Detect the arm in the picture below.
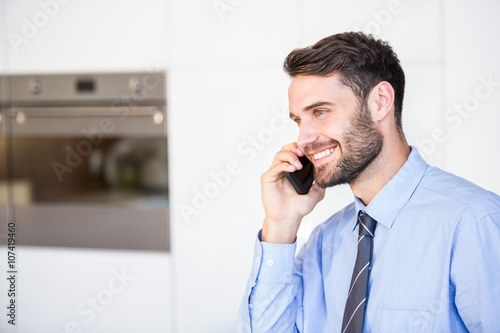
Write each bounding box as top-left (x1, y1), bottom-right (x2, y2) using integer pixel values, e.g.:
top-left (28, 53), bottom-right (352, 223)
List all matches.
top-left (237, 234), bottom-right (300, 333)
top-left (238, 143), bottom-right (325, 332)
top-left (452, 212), bottom-right (500, 331)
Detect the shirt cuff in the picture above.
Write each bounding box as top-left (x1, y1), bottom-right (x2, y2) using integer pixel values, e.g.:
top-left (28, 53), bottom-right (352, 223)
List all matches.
top-left (254, 230), bottom-right (297, 284)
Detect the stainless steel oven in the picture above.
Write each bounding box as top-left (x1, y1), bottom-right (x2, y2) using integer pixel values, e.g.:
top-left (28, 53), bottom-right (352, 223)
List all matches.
top-left (0, 72), bottom-right (169, 251)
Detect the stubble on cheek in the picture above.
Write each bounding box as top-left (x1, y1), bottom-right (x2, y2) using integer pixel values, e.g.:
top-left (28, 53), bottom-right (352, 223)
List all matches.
top-left (313, 147), bottom-right (341, 188)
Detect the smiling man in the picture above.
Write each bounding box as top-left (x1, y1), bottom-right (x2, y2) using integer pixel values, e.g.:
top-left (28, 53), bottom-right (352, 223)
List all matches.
top-left (237, 32), bottom-right (500, 332)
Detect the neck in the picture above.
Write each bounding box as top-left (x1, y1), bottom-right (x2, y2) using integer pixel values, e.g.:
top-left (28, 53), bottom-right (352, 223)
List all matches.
top-left (350, 137), bottom-right (410, 206)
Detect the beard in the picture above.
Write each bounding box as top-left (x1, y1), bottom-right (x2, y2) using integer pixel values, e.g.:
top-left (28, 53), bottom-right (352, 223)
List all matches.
top-left (311, 104), bottom-right (383, 188)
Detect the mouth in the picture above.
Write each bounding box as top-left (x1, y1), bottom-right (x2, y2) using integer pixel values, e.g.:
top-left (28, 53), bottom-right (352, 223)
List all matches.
top-left (312, 147), bottom-right (335, 161)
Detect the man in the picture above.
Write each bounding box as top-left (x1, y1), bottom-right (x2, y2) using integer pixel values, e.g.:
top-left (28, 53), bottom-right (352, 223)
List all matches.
top-left (237, 32), bottom-right (500, 332)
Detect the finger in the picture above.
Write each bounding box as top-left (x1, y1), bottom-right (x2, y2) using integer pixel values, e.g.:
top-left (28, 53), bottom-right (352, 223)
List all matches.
top-left (262, 161), bottom-right (296, 184)
top-left (280, 142), bottom-right (304, 157)
top-left (271, 142), bottom-right (306, 170)
top-left (271, 150), bottom-right (303, 170)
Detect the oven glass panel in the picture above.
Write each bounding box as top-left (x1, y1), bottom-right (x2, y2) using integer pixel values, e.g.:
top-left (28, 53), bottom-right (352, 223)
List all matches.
top-left (0, 137), bottom-right (168, 207)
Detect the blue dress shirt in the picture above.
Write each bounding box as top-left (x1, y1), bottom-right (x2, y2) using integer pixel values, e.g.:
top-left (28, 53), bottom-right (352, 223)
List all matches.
top-left (238, 148), bottom-right (500, 332)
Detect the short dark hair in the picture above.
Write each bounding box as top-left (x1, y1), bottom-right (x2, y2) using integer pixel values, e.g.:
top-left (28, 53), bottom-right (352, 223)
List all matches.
top-left (284, 32), bottom-right (405, 134)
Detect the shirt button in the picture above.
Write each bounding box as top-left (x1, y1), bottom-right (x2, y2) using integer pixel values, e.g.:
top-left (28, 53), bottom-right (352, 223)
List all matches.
top-left (248, 303), bottom-right (253, 309)
top-left (266, 259), bottom-right (275, 267)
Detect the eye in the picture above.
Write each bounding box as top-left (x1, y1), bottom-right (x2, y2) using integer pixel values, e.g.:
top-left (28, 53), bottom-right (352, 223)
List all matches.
top-left (314, 109), bottom-right (328, 117)
top-left (291, 116), bottom-right (301, 125)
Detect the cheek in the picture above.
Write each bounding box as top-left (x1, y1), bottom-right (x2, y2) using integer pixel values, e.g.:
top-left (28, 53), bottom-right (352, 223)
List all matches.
top-left (320, 121), bottom-right (347, 144)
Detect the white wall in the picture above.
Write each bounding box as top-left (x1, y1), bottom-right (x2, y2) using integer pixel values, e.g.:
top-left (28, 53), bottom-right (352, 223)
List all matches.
top-left (442, 0), bottom-right (500, 191)
top-left (0, 1), bottom-right (174, 333)
top-left (0, 1), bottom-right (499, 332)
top-left (0, 0), bottom-right (7, 73)
top-left (3, 0), bottom-right (169, 73)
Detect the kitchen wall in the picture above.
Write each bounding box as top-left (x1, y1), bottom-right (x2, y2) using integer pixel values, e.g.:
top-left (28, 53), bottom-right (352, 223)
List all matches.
top-left (0, 1), bottom-right (499, 332)
top-left (0, 1), bottom-right (6, 73)
top-left (0, 1), bottom-right (174, 333)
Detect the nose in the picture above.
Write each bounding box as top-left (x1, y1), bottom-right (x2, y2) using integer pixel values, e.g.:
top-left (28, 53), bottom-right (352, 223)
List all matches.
top-left (296, 121), bottom-right (319, 150)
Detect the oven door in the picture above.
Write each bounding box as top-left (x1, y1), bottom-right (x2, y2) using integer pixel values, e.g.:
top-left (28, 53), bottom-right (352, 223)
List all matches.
top-left (0, 105), bottom-right (169, 251)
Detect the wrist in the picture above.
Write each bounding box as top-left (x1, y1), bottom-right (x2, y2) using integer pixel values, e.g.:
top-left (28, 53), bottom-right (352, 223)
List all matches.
top-left (261, 218), bottom-right (300, 244)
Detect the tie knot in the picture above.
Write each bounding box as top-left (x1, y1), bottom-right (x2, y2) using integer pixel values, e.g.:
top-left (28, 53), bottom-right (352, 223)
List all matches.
top-left (358, 212), bottom-right (377, 237)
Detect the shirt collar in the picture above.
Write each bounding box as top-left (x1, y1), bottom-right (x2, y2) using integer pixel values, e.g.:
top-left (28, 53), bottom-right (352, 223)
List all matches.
top-left (353, 146), bottom-right (427, 230)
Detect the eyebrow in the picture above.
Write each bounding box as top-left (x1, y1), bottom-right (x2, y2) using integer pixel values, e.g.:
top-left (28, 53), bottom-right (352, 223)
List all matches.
top-left (304, 101), bottom-right (334, 111)
top-left (289, 101), bottom-right (334, 119)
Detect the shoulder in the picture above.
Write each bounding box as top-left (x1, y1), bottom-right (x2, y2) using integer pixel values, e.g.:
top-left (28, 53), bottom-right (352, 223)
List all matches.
top-left (417, 165), bottom-right (500, 219)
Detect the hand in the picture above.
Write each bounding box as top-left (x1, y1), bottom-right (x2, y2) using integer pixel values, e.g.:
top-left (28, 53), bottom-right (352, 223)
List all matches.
top-left (261, 142), bottom-right (325, 244)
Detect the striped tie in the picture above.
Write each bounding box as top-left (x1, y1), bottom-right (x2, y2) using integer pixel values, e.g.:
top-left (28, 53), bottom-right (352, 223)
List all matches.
top-left (341, 212), bottom-right (377, 333)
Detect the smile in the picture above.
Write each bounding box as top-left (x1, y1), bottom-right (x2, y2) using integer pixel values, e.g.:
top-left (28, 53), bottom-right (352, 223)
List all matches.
top-left (313, 147), bottom-right (335, 161)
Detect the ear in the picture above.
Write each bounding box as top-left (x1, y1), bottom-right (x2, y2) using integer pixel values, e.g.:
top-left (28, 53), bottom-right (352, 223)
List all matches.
top-left (367, 81), bottom-right (395, 122)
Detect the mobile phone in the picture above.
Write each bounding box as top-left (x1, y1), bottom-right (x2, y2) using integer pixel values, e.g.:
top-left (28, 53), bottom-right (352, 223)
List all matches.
top-left (285, 155), bottom-right (314, 195)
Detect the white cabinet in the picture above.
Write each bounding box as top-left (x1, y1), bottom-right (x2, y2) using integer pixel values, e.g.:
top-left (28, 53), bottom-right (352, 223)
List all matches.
top-left (5, 0), bottom-right (168, 73)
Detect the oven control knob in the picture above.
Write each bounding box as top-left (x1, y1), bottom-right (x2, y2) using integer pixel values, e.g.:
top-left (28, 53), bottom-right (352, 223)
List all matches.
top-left (152, 108), bottom-right (164, 125)
top-left (28, 79), bottom-right (43, 94)
top-left (128, 77), bottom-right (144, 94)
top-left (16, 111), bottom-right (26, 124)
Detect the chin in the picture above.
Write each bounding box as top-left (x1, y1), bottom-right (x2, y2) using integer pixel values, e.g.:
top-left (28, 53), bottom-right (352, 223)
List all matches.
top-left (317, 178), bottom-right (349, 188)
top-left (314, 171), bottom-right (347, 188)
top-left (315, 163), bottom-right (363, 188)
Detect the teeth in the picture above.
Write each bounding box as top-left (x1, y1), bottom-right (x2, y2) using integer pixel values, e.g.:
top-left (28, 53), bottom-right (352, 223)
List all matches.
top-left (313, 148), bottom-right (334, 161)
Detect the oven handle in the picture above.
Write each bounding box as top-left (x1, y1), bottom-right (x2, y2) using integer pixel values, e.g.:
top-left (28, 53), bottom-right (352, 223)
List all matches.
top-left (10, 106), bottom-right (164, 125)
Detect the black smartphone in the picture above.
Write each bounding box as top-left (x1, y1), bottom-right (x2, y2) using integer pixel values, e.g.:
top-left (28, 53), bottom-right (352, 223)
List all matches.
top-left (285, 155), bottom-right (314, 195)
